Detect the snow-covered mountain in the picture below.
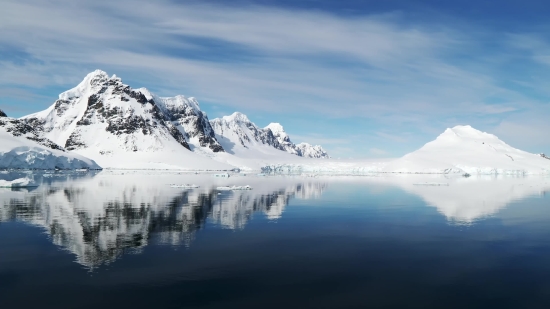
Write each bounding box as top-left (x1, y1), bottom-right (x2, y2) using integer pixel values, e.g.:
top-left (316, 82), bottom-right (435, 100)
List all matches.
top-left (261, 125), bottom-right (550, 175)
top-left (265, 123), bottom-right (330, 158)
top-left (211, 112), bottom-right (329, 158)
top-left (382, 125), bottom-right (550, 175)
top-left (138, 88), bottom-right (224, 153)
top-left (0, 112), bottom-right (100, 169)
top-left (19, 70), bottom-right (328, 170)
top-left (21, 70), bottom-right (231, 170)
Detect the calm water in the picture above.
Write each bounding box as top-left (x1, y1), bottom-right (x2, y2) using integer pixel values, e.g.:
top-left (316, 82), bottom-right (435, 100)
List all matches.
top-left (1, 171), bottom-right (550, 309)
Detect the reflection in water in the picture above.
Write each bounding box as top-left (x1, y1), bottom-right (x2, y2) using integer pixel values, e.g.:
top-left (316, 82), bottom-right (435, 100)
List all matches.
top-left (371, 175), bottom-right (550, 224)
top-left (0, 173), bottom-right (327, 269)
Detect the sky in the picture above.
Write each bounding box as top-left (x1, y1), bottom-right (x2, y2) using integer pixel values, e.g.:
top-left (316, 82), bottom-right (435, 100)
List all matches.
top-left (1, 0), bottom-right (550, 158)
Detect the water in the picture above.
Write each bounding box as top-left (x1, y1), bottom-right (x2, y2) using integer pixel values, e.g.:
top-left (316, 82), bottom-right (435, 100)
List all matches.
top-left (1, 171), bottom-right (550, 308)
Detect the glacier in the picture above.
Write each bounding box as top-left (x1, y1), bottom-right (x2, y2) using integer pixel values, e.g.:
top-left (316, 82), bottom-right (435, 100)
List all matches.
top-left (0, 113), bottom-right (101, 170)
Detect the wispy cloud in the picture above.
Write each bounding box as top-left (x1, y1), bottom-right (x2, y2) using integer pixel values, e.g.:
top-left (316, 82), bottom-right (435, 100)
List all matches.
top-left (1, 0), bottom-right (549, 155)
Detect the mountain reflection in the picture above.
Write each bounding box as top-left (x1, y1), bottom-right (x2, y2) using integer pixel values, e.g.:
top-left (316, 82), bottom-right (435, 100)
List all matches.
top-left (369, 175), bottom-right (550, 224)
top-left (0, 173), bottom-right (327, 269)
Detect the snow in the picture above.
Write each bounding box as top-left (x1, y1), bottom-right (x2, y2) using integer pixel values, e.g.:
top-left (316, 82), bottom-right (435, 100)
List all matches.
top-left (209, 112), bottom-right (332, 170)
top-left (382, 125), bottom-right (550, 175)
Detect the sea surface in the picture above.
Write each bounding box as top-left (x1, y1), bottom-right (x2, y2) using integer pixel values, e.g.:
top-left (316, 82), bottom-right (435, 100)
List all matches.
top-left (1, 171), bottom-right (550, 309)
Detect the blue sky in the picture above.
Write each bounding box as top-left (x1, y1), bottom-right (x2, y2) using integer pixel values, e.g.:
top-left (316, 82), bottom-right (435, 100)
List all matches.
top-left (1, 0), bottom-right (550, 158)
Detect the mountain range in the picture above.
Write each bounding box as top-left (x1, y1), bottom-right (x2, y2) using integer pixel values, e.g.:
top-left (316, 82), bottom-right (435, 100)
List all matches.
top-left (12, 70), bottom-right (328, 170)
top-left (1, 70), bottom-right (549, 174)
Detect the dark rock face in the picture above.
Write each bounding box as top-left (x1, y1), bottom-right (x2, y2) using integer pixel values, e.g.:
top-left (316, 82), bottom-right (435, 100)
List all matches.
top-left (160, 100), bottom-right (224, 153)
top-left (54, 99), bottom-right (72, 117)
top-left (0, 109), bottom-right (7, 117)
top-left (65, 131), bottom-right (87, 151)
top-left (167, 123), bottom-right (191, 150)
top-left (0, 118), bottom-right (65, 151)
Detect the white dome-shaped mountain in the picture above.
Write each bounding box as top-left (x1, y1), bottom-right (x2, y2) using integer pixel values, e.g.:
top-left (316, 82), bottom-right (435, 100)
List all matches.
top-left (383, 125), bottom-right (550, 174)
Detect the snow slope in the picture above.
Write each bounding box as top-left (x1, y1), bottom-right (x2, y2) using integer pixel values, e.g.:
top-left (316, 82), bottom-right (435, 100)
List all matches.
top-left (22, 70), bottom-right (232, 170)
top-left (382, 125), bottom-right (550, 175)
top-left (0, 116), bottom-right (101, 170)
top-left (209, 112), bottom-right (304, 169)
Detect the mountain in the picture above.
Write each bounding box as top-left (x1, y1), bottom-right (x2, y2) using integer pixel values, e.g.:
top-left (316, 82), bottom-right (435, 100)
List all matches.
top-left (211, 112), bottom-right (329, 158)
top-left (382, 125), bottom-right (550, 175)
top-left (21, 70), bottom-right (231, 170)
top-left (19, 70), bottom-right (329, 170)
top-left (261, 125), bottom-right (550, 175)
top-left (0, 112), bottom-right (101, 169)
top-left (138, 88), bottom-right (224, 153)
top-left (265, 123), bottom-right (330, 158)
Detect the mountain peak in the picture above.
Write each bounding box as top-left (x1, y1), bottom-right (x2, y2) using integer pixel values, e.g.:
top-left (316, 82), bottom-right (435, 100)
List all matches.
top-left (440, 125), bottom-right (497, 141)
top-left (224, 112), bottom-right (250, 123)
top-left (265, 123), bottom-right (286, 135)
top-left (85, 69), bottom-right (110, 84)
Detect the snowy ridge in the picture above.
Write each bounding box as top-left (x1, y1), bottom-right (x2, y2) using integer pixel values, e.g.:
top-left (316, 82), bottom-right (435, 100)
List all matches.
top-left (0, 116), bottom-right (101, 170)
top-left (265, 123), bottom-right (330, 158)
top-left (21, 70), bottom-right (231, 170)
top-left (210, 113), bottom-right (329, 158)
top-left (19, 70), bottom-right (329, 170)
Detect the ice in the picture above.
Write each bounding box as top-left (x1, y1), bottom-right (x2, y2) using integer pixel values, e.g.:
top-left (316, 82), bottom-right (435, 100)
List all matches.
top-left (0, 118), bottom-right (101, 170)
top-left (0, 177), bottom-right (37, 188)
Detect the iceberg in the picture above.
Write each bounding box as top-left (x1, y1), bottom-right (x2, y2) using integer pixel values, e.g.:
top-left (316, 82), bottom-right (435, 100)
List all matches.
top-left (0, 177), bottom-right (37, 188)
